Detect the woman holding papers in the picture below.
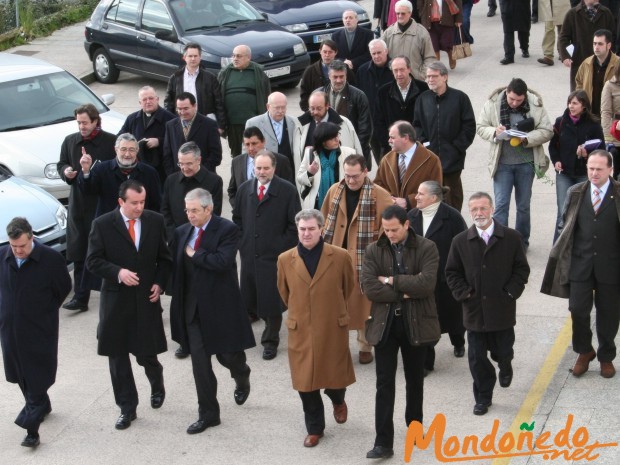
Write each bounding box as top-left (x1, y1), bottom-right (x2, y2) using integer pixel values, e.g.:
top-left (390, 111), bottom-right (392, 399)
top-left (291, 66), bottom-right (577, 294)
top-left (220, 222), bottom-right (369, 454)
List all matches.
top-left (549, 90), bottom-right (604, 241)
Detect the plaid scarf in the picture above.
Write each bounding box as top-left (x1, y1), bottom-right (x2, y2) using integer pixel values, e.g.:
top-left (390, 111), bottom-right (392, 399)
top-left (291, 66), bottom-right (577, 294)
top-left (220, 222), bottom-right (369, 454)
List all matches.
top-left (323, 178), bottom-right (377, 282)
top-left (82, 126), bottom-right (101, 141)
top-left (499, 92), bottom-right (530, 128)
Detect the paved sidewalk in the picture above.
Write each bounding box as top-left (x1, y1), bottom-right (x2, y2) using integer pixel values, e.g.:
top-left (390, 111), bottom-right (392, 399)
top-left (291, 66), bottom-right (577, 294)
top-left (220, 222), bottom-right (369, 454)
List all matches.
top-left (2, 4), bottom-right (619, 464)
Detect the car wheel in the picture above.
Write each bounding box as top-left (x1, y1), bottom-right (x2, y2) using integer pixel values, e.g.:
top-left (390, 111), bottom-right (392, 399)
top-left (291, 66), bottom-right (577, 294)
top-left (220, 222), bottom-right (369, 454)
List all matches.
top-left (92, 48), bottom-right (120, 84)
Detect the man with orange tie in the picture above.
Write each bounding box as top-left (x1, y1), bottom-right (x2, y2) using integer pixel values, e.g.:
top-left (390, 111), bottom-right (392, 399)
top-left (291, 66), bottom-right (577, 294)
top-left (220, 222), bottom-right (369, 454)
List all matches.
top-left (86, 179), bottom-right (172, 430)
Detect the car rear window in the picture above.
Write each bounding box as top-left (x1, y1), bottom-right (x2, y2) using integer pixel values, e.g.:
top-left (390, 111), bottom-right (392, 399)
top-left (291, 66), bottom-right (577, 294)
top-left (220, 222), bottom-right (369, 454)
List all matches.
top-left (105, 0), bottom-right (140, 26)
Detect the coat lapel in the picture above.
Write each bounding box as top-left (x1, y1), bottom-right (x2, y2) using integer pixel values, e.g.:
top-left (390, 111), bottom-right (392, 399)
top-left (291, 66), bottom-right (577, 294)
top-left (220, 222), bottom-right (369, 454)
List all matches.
top-left (113, 210), bottom-right (137, 249)
top-left (290, 248), bottom-right (312, 285)
top-left (424, 204), bottom-right (446, 238)
top-left (311, 245), bottom-right (333, 284)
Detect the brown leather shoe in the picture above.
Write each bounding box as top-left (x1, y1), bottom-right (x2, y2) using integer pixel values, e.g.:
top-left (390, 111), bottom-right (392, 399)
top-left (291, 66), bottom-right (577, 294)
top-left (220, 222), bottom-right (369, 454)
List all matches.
top-left (359, 351), bottom-right (374, 364)
top-left (303, 433), bottom-right (324, 447)
top-left (448, 51), bottom-right (456, 70)
top-left (571, 350), bottom-right (596, 377)
top-left (600, 361), bottom-right (616, 378)
top-left (537, 56), bottom-right (554, 66)
top-left (333, 401), bottom-right (348, 424)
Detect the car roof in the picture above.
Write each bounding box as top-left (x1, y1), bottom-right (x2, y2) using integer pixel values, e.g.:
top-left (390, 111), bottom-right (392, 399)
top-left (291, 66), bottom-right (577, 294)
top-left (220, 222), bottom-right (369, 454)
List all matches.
top-left (0, 52), bottom-right (64, 82)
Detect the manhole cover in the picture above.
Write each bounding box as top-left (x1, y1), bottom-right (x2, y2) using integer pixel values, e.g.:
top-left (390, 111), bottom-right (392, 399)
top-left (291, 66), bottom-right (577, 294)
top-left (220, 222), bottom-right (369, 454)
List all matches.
top-left (12, 50), bottom-right (39, 56)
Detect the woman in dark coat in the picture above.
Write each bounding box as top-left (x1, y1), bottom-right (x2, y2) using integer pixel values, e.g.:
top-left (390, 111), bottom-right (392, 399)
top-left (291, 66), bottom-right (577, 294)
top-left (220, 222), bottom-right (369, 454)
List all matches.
top-left (408, 181), bottom-right (467, 372)
top-left (417, 0), bottom-right (463, 69)
top-left (498, 0), bottom-right (531, 64)
top-left (549, 90), bottom-right (604, 241)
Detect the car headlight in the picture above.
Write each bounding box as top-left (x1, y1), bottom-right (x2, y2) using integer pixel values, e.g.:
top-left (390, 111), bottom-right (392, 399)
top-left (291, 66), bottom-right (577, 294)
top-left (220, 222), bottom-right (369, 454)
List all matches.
top-left (221, 57), bottom-right (233, 68)
top-left (293, 43), bottom-right (307, 55)
top-left (56, 205), bottom-right (68, 229)
top-left (44, 163), bottom-right (60, 179)
top-left (358, 12), bottom-right (369, 21)
top-left (285, 23), bottom-right (309, 32)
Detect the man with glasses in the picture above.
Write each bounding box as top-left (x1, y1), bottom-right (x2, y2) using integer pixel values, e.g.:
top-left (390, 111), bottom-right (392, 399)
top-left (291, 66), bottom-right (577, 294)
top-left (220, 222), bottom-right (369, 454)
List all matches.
top-left (321, 154), bottom-right (393, 365)
top-left (413, 61), bottom-right (476, 211)
top-left (78, 133), bottom-right (161, 217)
top-left (163, 92), bottom-right (222, 176)
top-left (218, 45), bottom-right (271, 157)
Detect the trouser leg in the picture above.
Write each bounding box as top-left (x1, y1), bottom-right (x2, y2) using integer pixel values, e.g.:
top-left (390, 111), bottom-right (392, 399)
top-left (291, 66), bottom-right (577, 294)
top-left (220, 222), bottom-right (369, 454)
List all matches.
top-left (108, 354), bottom-right (139, 414)
top-left (467, 331), bottom-right (496, 405)
top-left (373, 319), bottom-right (400, 449)
top-left (541, 21), bottom-right (554, 58)
top-left (14, 384), bottom-right (49, 432)
top-left (442, 171), bottom-right (464, 211)
top-left (187, 314), bottom-right (220, 421)
top-left (503, 31), bottom-right (515, 59)
top-left (449, 332), bottom-right (466, 349)
top-left (593, 282), bottom-right (620, 362)
top-left (298, 390), bottom-right (325, 435)
top-left (357, 329), bottom-right (373, 353)
top-left (261, 315), bottom-right (282, 349)
top-left (216, 351), bottom-right (251, 383)
top-left (72, 260), bottom-right (91, 303)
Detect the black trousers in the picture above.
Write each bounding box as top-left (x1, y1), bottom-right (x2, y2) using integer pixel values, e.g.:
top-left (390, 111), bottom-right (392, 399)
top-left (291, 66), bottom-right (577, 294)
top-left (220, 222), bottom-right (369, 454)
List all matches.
top-left (72, 260), bottom-right (91, 303)
top-left (374, 315), bottom-right (427, 449)
top-left (466, 328), bottom-right (515, 405)
top-left (569, 278), bottom-right (620, 362)
top-left (227, 124), bottom-right (244, 157)
top-left (261, 316), bottom-right (283, 349)
top-left (14, 382), bottom-right (51, 433)
top-left (187, 313), bottom-right (250, 421)
top-left (108, 354), bottom-right (163, 415)
top-left (298, 388), bottom-right (346, 435)
top-left (442, 171), bottom-right (464, 212)
top-left (425, 332), bottom-right (466, 370)
top-left (503, 30), bottom-right (530, 58)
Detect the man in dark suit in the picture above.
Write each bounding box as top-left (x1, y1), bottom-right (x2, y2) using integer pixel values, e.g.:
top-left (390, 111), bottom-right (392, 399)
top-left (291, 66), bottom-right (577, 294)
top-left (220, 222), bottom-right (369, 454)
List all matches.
top-left (86, 180), bottom-right (172, 430)
top-left (162, 92), bottom-right (222, 176)
top-left (163, 43), bottom-right (226, 132)
top-left (446, 192), bottom-right (530, 416)
top-left (0, 217), bottom-right (71, 448)
top-left (118, 86), bottom-right (176, 184)
top-left (228, 127), bottom-right (294, 209)
top-left (78, 133), bottom-right (161, 217)
top-left (542, 150), bottom-right (620, 379)
top-left (170, 188), bottom-right (255, 434)
top-left (232, 152), bottom-right (301, 360)
top-left (57, 103), bottom-right (117, 312)
top-left (332, 10), bottom-right (374, 72)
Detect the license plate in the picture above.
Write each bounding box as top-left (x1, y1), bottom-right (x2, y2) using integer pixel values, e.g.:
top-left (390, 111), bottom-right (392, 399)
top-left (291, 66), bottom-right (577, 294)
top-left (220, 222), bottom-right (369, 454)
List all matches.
top-left (265, 66), bottom-right (290, 78)
top-left (313, 33), bottom-right (332, 44)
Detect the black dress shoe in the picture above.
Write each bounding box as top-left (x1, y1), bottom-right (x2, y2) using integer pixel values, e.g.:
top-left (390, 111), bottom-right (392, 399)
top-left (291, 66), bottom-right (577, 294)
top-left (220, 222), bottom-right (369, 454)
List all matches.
top-left (367, 445), bottom-right (395, 459)
top-left (151, 389), bottom-right (165, 409)
top-left (262, 347), bottom-right (277, 360)
top-left (473, 401), bottom-right (492, 416)
top-left (487, 8), bottom-right (496, 16)
top-left (115, 412), bottom-right (137, 430)
top-left (62, 298), bottom-right (88, 311)
top-left (234, 376), bottom-right (251, 405)
top-left (531, 15), bottom-right (538, 23)
top-left (499, 363), bottom-right (513, 387)
top-left (454, 346), bottom-right (465, 358)
top-left (186, 418), bottom-right (221, 434)
top-left (175, 346), bottom-right (189, 359)
top-left (500, 57), bottom-right (514, 65)
top-left (522, 50), bottom-right (530, 58)
top-left (21, 433), bottom-right (40, 448)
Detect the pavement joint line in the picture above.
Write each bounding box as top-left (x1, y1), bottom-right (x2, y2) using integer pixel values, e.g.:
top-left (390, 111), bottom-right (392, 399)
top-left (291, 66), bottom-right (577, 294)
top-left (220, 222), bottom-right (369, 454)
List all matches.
top-left (491, 317), bottom-right (572, 465)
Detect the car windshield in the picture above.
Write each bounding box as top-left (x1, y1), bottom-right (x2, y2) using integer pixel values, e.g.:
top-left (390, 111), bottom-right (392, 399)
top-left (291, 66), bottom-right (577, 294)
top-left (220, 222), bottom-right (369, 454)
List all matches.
top-left (169, 0), bottom-right (263, 32)
top-left (0, 71), bottom-right (108, 132)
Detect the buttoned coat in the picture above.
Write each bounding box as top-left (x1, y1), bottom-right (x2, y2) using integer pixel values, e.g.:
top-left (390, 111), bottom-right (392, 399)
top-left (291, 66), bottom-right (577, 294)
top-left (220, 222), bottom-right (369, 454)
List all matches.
top-left (245, 111), bottom-right (298, 156)
top-left (162, 114), bottom-right (222, 175)
top-left (408, 202), bottom-right (467, 334)
top-left (277, 243), bottom-right (356, 392)
top-left (0, 241), bottom-right (71, 393)
top-left (86, 209), bottom-right (172, 356)
top-left (232, 176), bottom-right (301, 318)
top-left (373, 145), bottom-right (443, 208)
top-left (382, 20), bottom-right (436, 80)
top-left (332, 26), bottom-right (375, 70)
top-left (445, 222), bottom-right (530, 332)
top-left (320, 180), bottom-right (394, 328)
top-left (228, 153), bottom-right (294, 208)
top-left (57, 130), bottom-right (117, 261)
top-left (541, 179), bottom-right (620, 298)
top-left (170, 216), bottom-right (255, 355)
top-left (417, 0), bottom-right (463, 30)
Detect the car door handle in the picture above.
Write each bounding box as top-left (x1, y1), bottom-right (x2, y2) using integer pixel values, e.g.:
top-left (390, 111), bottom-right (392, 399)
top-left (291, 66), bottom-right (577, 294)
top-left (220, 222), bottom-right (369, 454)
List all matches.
top-left (137, 34), bottom-right (146, 41)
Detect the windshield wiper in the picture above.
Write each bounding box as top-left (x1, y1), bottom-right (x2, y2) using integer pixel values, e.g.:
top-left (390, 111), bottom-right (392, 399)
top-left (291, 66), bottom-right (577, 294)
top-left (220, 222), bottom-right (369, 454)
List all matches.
top-left (185, 25), bottom-right (220, 32)
top-left (42, 116), bottom-right (75, 126)
top-left (221, 19), bottom-right (254, 26)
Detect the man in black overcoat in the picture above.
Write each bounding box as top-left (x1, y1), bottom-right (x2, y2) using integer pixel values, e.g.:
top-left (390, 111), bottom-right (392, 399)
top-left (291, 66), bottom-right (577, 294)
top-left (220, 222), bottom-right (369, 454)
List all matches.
top-left (0, 217), bottom-right (71, 447)
top-left (56, 103), bottom-right (116, 312)
top-left (170, 188), bottom-right (255, 434)
top-left (86, 180), bottom-right (172, 430)
top-left (232, 152), bottom-right (301, 360)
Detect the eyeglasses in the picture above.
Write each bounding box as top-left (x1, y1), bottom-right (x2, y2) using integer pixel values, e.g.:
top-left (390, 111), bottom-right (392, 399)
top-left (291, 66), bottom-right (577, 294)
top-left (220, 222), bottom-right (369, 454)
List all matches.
top-left (117, 147), bottom-right (138, 154)
top-left (344, 173), bottom-right (363, 181)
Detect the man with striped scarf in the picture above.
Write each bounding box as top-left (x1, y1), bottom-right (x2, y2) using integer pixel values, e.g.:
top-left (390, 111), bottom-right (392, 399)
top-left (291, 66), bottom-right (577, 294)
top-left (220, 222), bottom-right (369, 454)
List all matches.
top-left (321, 154), bottom-right (393, 364)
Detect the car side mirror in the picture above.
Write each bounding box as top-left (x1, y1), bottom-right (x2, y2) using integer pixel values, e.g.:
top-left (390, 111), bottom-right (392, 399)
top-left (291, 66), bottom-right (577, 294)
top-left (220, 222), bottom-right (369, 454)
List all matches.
top-left (100, 94), bottom-right (115, 105)
top-left (155, 30), bottom-right (178, 43)
top-left (261, 12), bottom-right (268, 20)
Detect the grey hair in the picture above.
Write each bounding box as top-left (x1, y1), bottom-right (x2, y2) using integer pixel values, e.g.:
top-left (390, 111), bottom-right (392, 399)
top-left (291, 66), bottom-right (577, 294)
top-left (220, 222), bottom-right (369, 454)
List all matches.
top-left (427, 61), bottom-right (449, 76)
top-left (256, 150), bottom-right (277, 167)
top-left (179, 141), bottom-right (201, 159)
top-left (328, 59), bottom-right (348, 73)
top-left (6, 217), bottom-right (33, 240)
top-left (368, 38), bottom-right (388, 50)
top-left (469, 191), bottom-right (494, 206)
top-left (390, 55), bottom-right (411, 69)
top-left (115, 133), bottom-right (138, 147)
top-left (295, 209), bottom-right (325, 228)
top-left (419, 181), bottom-right (449, 201)
top-left (185, 188), bottom-right (213, 208)
top-left (395, 0), bottom-right (413, 12)
top-left (138, 86), bottom-right (157, 97)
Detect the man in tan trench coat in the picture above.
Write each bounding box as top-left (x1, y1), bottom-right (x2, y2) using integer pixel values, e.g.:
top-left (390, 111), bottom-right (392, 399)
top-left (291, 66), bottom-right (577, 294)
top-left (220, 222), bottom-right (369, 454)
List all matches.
top-left (321, 154), bottom-right (393, 364)
top-left (277, 209), bottom-right (356, 448)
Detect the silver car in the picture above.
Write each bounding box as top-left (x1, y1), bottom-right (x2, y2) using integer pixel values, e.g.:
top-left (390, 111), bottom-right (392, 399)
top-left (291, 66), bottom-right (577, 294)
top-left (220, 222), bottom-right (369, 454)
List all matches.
top-left (0, 167), bottom-right (67, 258)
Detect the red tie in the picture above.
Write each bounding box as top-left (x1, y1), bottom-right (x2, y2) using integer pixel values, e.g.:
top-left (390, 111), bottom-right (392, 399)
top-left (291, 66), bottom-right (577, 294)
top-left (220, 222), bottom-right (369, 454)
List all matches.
top-left (194, 227), bottom-right (204, 249)
top-left (128, 219), bottom-right (136, 245)
top-left (258, 185), bottom-right (265, 201)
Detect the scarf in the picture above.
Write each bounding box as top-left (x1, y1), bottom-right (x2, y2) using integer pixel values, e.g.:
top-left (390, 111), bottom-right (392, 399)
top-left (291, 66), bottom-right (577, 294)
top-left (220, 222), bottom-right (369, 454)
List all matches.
top-left (323, 178), bottom-right (377, 282)
top-left (117, 158), bottom-right (138, 176)
top-left (420, 201), bottom-right (440, 236)
top-left (398, 18), bottom-right (413, 33)
top-left (318, 149), bottom-right (338, 208)
top-left (82, 126), bottom-right (101, 141)
top-left (499, 92), bottom-right (530, 128)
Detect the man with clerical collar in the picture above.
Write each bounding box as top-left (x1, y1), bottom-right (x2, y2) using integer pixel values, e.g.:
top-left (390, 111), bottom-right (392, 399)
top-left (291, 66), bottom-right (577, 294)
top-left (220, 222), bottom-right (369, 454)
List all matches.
top-left (277, 208), bottom-right (356, 448)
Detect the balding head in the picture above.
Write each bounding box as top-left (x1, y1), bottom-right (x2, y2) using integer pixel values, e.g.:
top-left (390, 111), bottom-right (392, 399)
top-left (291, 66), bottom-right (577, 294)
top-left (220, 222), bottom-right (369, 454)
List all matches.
top-left (267, 92), bottom-right (287, 121)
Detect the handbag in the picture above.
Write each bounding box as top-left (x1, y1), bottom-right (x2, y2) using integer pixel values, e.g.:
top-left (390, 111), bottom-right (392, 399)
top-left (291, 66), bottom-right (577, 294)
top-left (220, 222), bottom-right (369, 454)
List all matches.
top-left (452, 26), bottom-right (472, 60)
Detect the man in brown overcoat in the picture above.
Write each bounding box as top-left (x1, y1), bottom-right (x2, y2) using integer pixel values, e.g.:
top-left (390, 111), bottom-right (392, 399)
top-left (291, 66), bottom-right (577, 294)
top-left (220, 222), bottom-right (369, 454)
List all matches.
top-left (277, 209), bottom-right (356, 448)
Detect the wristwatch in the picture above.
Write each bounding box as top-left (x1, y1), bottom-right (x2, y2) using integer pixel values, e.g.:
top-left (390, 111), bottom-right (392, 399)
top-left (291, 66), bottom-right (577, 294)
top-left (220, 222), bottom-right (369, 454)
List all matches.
top-left (384, 277), bottom-right (390, 285)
